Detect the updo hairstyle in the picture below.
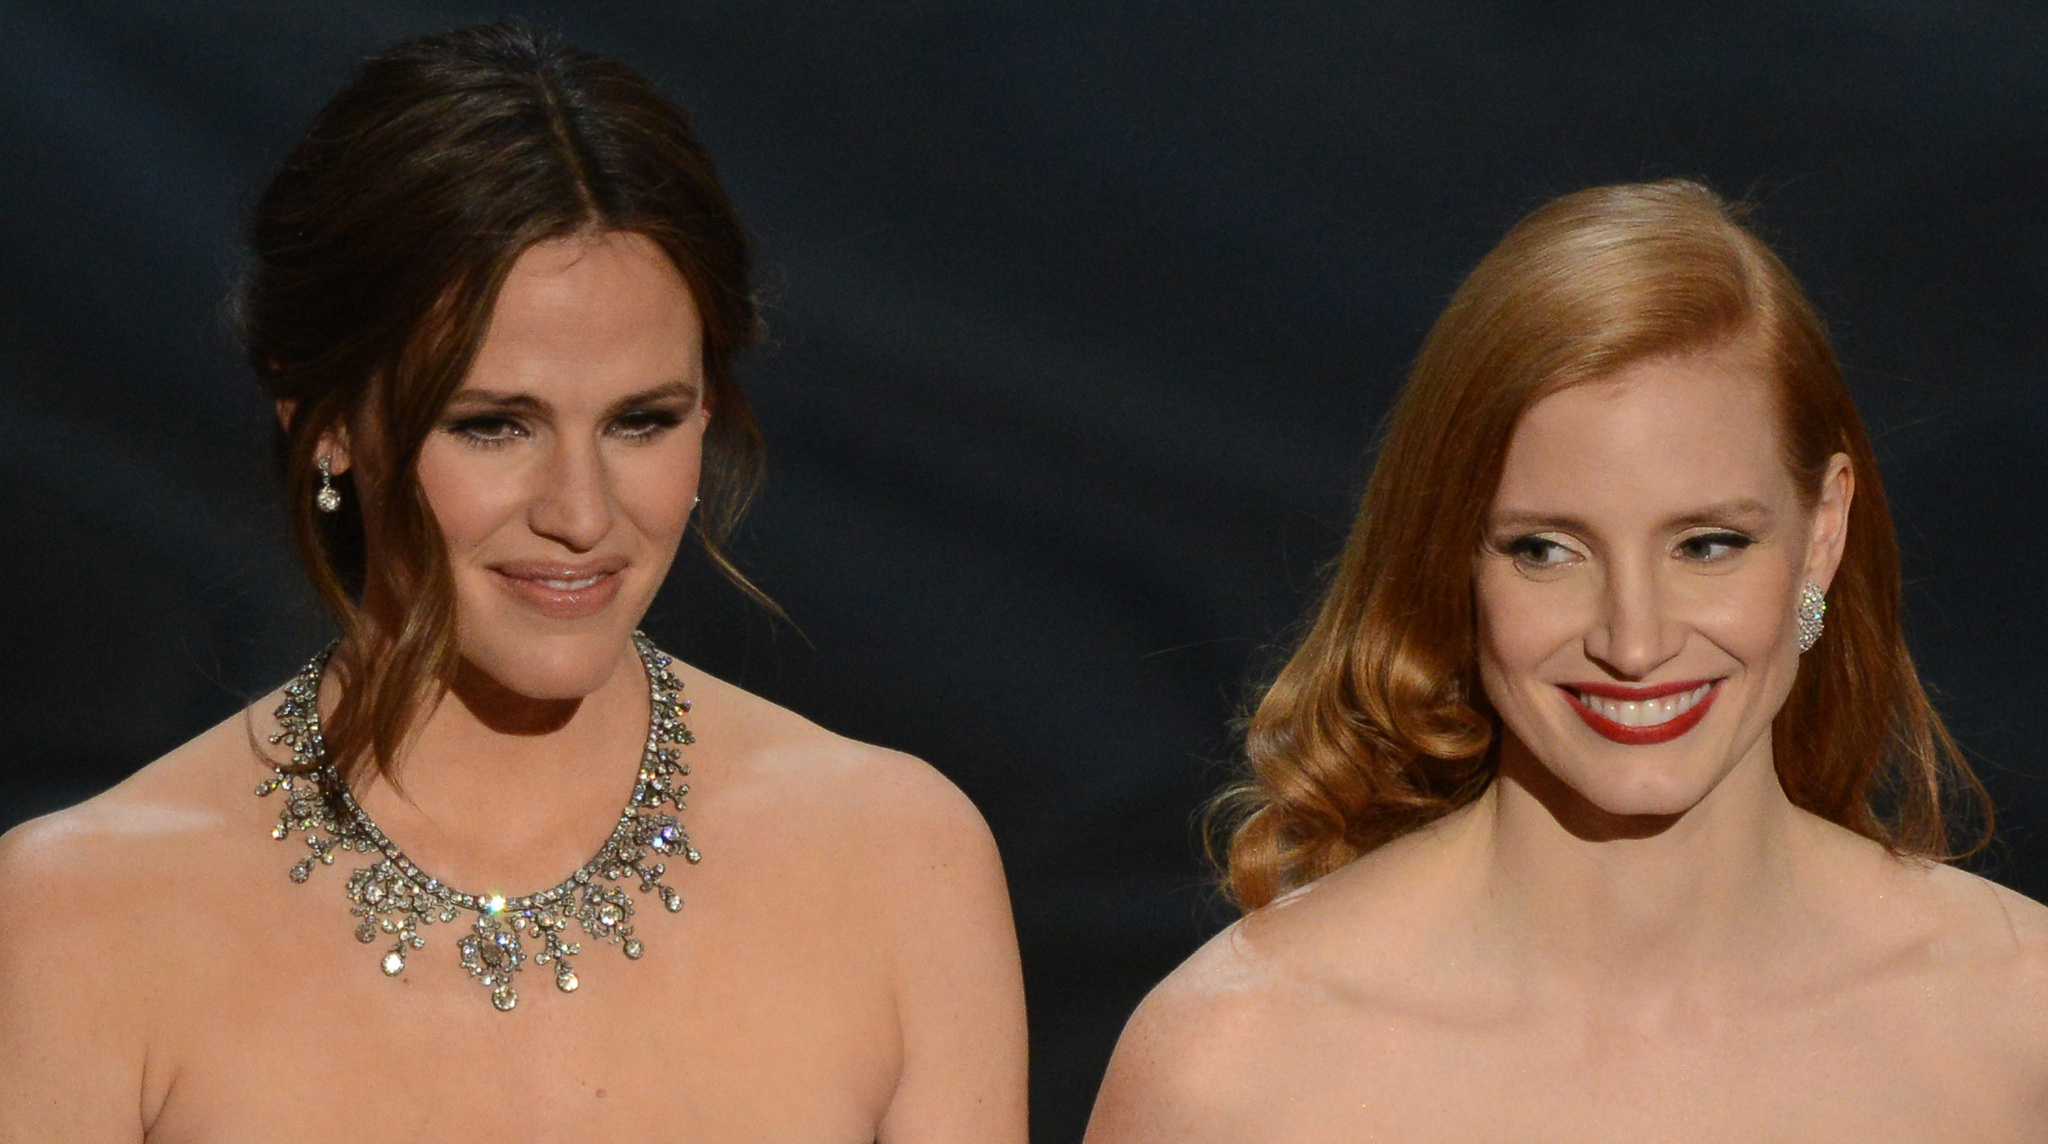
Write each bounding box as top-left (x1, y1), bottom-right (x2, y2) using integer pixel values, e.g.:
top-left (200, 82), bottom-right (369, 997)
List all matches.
top-left (236, 21), bottom-right (762, 786)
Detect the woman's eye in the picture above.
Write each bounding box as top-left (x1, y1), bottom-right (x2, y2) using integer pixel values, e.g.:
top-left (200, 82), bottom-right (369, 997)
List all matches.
top-left (1506, 536), bottom-right (1579, 567)
top-left (445, 414), bottom-right (527, 445)
top-left (1677, 531), bottom-right (1754, 562)
top-left (610, 409), bottom-right (684, 440)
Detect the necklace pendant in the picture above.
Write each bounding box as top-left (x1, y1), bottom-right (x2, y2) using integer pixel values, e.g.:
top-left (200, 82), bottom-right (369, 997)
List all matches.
top-left (459, 914), bottom-right (526, 992)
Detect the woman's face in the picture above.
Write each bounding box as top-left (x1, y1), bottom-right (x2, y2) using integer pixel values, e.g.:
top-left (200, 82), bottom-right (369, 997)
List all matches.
top-left (405, 230), bottom-right (706, 700)
top-left (1473, 341), bottom-right (1851, 822)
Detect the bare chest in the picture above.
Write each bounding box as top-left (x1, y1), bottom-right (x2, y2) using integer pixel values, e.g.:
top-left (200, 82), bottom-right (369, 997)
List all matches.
top-left (139, 859), bottom-right (896, 1144)
top-left (1239, 994), bottom-right (2040, 1144)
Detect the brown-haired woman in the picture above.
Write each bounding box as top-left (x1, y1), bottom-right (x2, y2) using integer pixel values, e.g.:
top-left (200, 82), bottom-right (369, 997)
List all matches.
top-left (1086, 181), bottom-right (2048, 1142)
top-left (0, 22), bottom-right (1024, 1143)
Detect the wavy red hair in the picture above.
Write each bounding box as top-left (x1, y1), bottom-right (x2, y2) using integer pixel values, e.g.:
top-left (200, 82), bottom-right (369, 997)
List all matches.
top-left (1217, 180), bottom-right (1988, 910)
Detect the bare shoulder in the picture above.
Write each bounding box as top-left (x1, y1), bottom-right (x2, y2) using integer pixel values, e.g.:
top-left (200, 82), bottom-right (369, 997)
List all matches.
top-left (1803, 819), bottom-right (2048, 1111)
top-left (1087, 819), bottom-right (1490, 1142)
top-left (0, 696), bottom-right (285, 1130)
top-left (1904, 860), bottom-right (2048, 1034)
top-left (676, 662), bottom-right (999, 868)
top-left (1086, 904), bottom-right (1332, 1143)
top-left (0, 696), bottom-right (281, 920)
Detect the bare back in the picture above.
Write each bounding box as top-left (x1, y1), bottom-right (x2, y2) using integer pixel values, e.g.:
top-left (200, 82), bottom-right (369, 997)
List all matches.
top-left (0, 661), bottom-right (1026, 1144)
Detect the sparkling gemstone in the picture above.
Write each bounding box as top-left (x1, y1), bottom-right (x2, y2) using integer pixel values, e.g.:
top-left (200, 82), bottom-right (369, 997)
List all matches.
top-left (556, 970), bottom-right (579, 993)
top-left (623, 939), bottom-right (644, 959)
top-left (356, 921), bottom-right (377, 944)
top-left (483, 894), bottom-right (506, 914)
top-left (664, 894), bottom-right (683, 913)
top-left (598, 904), bottom-right (622, 926)
top-left (381, 951), bottom-right (406, 976)
top-left (491, 986), bottom-right (517, 1011)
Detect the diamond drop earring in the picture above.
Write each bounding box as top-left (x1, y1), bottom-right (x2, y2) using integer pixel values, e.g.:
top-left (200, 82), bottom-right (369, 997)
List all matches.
top-left (1796, 580), bottom-right (1827, 653)
top-left (315, 456), bottom-right (343, 514)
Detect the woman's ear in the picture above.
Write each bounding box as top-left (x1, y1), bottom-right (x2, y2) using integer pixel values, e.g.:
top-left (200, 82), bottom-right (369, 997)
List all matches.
top-left (275, 398), bottom-right (354, 475)
top-left (1805, 452), bottom-right (1855, 591)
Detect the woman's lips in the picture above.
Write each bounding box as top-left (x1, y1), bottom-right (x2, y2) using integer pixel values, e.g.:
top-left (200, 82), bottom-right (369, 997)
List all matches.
top-left (1559, 679), bottom-right (1721, 745)
top-left (488, 562), bottom-right (625, 620)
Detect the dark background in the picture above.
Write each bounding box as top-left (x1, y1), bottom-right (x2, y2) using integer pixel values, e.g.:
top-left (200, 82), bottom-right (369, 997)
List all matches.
top-left (2, 3), bottom-right (2044, 1139)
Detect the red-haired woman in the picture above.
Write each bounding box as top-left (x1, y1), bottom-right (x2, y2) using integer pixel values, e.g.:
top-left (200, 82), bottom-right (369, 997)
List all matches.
top-left (0, 23), bottom-right (1025, 1143)
top-left (1087, 181), bottom-right (2048, 1141)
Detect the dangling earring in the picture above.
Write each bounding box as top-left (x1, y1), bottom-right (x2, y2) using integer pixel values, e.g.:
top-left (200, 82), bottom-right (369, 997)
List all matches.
top-left (316, 456), bottom-right (343, 514)
top-left (1796, 580), bottom-right (1827, 653)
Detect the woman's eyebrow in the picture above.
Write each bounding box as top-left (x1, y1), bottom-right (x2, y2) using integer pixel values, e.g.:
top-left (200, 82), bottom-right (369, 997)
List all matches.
top-left (442, 388), bottom-right (547, 414)
top-left (1662, 498), bottom-right (1772, 530)
top-left (1485, 498), bottom-right (1773, 534)
top-left (603, 380), bottom-right (700, 417)
top-left (1486, 510), bottom-right (1594, 533)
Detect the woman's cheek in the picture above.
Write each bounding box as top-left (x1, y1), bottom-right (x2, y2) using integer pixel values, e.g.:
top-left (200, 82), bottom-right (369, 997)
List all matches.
top-left (613, 435), bottom-right (703, 545)
top-left (416, 440), bottom-right (534, 551)
top-left (1676, 564), bottom-right (1797, 666)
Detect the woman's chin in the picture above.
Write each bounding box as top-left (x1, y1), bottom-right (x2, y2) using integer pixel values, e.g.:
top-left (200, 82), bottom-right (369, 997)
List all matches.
top-left (1577, 781), bottom-right (1706, 822)
top-left (457, 632), bottom-right (640, 704)
top-left (1508, 751), bottom-right (1721, 838)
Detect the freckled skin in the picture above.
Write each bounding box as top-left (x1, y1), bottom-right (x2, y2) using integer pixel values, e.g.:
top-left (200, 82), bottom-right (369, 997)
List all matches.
top-left (0, 233), bottom-right (1027, 1144)
top-left (1086, 343), bottom-right (2048, 1144)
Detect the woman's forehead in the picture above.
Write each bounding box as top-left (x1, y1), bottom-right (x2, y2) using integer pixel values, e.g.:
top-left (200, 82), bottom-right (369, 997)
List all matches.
top-left (1493, 348), bottom-right (1790, 519)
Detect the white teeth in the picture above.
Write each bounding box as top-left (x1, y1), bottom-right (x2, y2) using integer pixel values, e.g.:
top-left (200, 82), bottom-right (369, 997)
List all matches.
top-left (534, 575), bottom-right (603, 591)
top-left (1573, 683), bottom-right (1713, 727)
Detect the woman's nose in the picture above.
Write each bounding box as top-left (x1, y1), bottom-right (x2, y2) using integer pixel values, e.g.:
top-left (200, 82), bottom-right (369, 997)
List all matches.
top-left (1583, 561), bottom-right (1683, 679)
top-left (527, 435), bottom-right (613, 551)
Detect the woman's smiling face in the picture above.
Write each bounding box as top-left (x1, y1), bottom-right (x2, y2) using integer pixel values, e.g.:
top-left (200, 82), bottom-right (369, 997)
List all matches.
top-left (408, 230), bottom-right (707, 701)
top-left (1473, 339), bottom-right (1852, 823)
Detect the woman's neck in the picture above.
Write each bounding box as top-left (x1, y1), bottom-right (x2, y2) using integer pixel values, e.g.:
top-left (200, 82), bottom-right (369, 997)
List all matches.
top-left (1464, 735), bottom-right (1813, 1006)
top-left (337, 641), bottom-right (654, 896)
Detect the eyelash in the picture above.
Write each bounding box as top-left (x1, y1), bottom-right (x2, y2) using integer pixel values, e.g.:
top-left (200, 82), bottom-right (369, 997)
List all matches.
top-left (1499, 530), bottom-right (1756, 569)
top-left (1505, 536), bottom-right (1577, 567)
top-left (611, 409), bottom-right (684, 439)
top-left (1676, 531), bottom-right (1754, 561)
top-left (442, 408), bottom-right (687, 447)
top-left (446, 414), bottom-right (526, 447)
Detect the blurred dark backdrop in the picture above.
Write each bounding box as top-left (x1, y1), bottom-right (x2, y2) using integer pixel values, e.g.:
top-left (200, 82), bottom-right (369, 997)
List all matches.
top-left (2, 3), bottom-right (2044, 1139)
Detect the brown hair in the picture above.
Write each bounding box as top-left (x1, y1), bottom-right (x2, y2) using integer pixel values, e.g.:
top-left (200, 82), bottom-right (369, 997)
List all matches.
top-left (238, 21), bottom-right (763, 786)
top-left (1218, 180), bottom-right (1988, 909)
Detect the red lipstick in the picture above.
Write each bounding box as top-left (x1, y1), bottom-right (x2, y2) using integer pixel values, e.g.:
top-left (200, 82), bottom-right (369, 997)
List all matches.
top-left (1559, 679), bottom-right (1721, 746)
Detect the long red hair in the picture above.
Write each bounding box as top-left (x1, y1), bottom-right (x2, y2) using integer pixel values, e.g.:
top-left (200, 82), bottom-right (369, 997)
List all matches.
top-left (1218, 180), bottom-right (1988, 910)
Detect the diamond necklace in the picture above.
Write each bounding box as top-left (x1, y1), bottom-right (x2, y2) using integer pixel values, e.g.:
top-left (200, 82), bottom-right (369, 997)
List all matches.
top-left (259, 631), bottom-right (699, 1012)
